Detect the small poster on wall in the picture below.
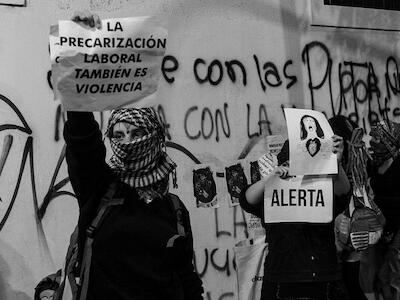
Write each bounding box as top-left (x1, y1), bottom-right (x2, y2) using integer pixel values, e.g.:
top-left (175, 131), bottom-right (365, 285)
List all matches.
top-left (284, 108), bottom-right (337, 175)
top-left (225, 161), bottom-right (248, 207)
top-left (192, 164), bottom-right (219, 208)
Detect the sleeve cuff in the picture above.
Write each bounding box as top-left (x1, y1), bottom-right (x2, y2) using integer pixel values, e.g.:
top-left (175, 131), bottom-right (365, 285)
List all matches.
top-left (239, 184), bottom-right (263, 218)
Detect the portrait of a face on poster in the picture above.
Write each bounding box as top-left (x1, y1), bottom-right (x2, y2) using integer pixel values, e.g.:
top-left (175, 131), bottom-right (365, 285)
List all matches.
top-left (50, 17), bottom-right (167, 111)
top-left (284, 108), bottom-right (337, 176)
top-left (193, 164), bottom-right (219, 208)
top-left (225, 160), bottom-right (248, 207)
top-left (264, 175), bottom-right (333, 224)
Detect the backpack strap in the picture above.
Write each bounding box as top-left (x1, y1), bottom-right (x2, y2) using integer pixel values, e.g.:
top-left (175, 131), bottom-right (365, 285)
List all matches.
top-left (166, 194), bottom-right (187, 248)
top-left (78, 181), bottom-right (124, 300)
top-left (54, 226), bottom-right (80, 300)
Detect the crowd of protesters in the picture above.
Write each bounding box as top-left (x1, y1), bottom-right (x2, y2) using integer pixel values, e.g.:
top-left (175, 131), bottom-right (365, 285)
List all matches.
top-left (36, 116), bottom-right (399, 300)
top-left (239, 115), bottom-right (400, 300)
top-left (31, 10), bottom-right (400, 300)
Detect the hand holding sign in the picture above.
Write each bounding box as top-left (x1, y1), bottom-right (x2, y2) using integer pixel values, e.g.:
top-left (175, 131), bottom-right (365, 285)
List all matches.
top-left (71, 11), bottom-right (102, 29)
top-left (273, 165), bottom-right (290, 179)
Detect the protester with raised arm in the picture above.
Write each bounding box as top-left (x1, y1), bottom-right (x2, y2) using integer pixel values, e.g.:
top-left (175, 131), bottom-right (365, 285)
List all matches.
top-left (56, 12), bottom-right (204, 300)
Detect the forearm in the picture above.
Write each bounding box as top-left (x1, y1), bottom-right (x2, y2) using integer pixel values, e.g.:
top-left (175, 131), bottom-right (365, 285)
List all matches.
top-left (245, 173), bottom-right (276, 206)
top-left (334, 163), bottom-right (351, 196)
top-left (64, 112), bottom-right (102, 150)
top-left (66, 111), bottom-right (96, 134)
top-left (63, 111), bottom-right (108, 206)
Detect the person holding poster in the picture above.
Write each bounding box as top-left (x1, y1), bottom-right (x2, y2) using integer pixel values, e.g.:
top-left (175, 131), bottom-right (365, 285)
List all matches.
top-left (63, 109), bottom-right (204, 300)
top-left (239, 136), bottom-right (351, 299)
top-left (284, 108), bottom-right (339, 176)
top-left (57, 13), bottom-right (204, 300)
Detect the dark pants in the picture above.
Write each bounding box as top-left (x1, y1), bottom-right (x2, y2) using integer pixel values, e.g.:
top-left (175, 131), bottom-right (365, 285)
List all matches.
top-left (343, 261), bottom-right (367, 300)
top-left (376, 231), bottom-right (400, 300)
top-left (261, 280), bottom-right (349, 300)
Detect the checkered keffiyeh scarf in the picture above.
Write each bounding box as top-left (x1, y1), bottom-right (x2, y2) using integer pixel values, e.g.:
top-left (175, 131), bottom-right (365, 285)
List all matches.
top-left (106, 108), bottom-right (177, 189)
top-left (370, 120), bottom-right (400, 165)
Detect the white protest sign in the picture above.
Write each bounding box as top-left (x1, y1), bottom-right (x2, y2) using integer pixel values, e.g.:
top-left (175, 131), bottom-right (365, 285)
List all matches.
top-left (50, 17), bottom-right (167, 111)
top-left (265, 135), bottom-right (285, 155)
top-left (264, 175), bottom-right (333, 223)
top-left (49, 25), bottom-right (62, 101)
top-left (284, 108), bottom-right (337, 175)
top-left (49, 25), bottom-right (60, 64)
top-left (257, 153), bottom-right (277, 178)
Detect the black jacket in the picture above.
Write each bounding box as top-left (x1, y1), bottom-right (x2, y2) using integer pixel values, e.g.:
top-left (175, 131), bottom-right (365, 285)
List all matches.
top-left (64, 112), bottom-right (204, 300)
top-left (370, 157), bottom-right (400, 234)
top-left (239, 182), bottom-right (349, 284)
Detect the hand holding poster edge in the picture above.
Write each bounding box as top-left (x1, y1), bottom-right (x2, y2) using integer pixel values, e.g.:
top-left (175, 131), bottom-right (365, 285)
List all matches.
top-left (49, 16), bottom-right (168, 111)
top-left (70, 11), bottom-right (102, 30)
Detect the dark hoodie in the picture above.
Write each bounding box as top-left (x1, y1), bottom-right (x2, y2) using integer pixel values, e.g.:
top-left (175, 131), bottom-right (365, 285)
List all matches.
top-left (63, 112), bottom-right (203, 300)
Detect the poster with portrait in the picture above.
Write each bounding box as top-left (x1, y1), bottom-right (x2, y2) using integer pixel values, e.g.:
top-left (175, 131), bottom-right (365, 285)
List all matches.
top-left (193, 164), bottom-right (219, 208)
top-left (257, 153), bottom-right (277, 178)
top-left (225, 160), bottom-right (249, 207)
top-left (264, 175), bottom-right (333, 224)
top-left (284, 108), bottom-right (337, 176)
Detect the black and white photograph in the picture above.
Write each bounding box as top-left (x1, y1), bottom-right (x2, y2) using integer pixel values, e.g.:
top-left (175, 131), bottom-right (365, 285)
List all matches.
top-left (1, 1), bottom-right (400, 300)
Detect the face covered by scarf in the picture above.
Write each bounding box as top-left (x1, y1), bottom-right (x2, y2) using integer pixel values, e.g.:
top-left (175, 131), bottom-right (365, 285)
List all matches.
top-left (106, 108), bottom-right (177, 203)
top-left (369, 120), bottom-right (400, 166)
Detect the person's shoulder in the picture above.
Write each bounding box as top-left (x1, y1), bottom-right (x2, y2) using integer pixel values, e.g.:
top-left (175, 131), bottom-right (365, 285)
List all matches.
top-left (168, 192), bottom-right (185, 205)
top-left (393, 155), bottom-right (400, 167)
top-left (168, 193), bottom-right (189, 213)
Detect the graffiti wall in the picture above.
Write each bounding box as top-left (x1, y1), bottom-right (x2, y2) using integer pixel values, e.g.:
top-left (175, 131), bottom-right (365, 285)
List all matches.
top-left (0, 0), bottom-right (400, 299)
